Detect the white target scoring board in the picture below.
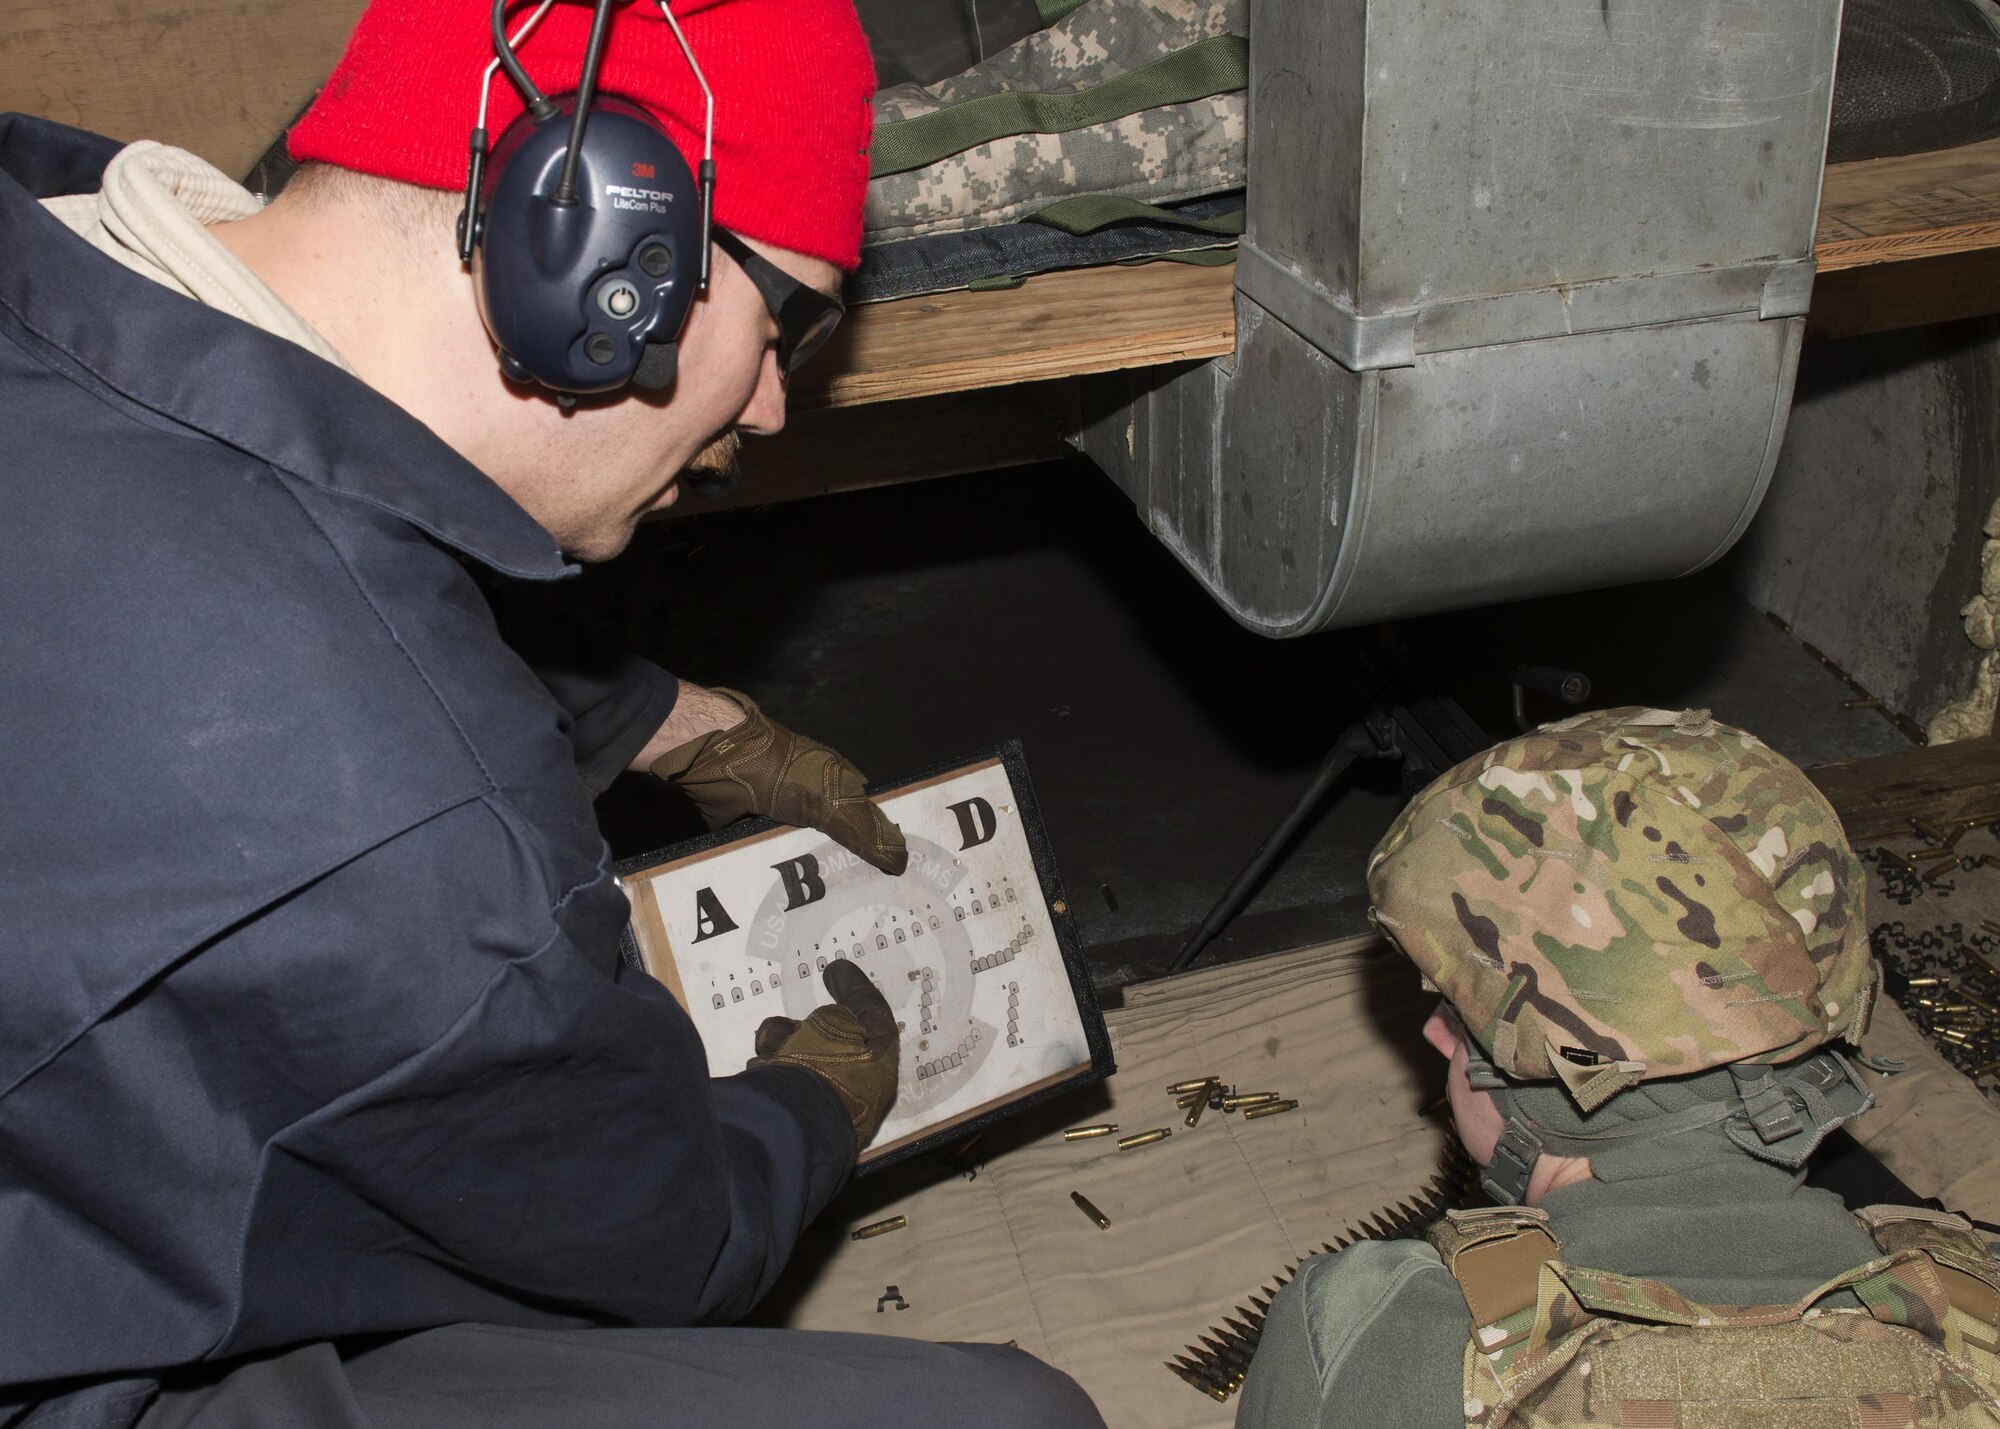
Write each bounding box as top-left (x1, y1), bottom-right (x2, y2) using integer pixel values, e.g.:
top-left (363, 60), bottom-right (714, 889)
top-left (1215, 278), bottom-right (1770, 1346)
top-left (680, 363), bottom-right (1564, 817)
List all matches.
top-left (620, 756), bottom-right (1096, 1163)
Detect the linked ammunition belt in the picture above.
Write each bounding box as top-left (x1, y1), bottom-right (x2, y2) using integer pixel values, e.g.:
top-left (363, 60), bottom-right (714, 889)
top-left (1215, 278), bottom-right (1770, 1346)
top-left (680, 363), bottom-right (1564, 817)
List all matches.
top-left (1167, 1142), bottom-right (1481, 1403)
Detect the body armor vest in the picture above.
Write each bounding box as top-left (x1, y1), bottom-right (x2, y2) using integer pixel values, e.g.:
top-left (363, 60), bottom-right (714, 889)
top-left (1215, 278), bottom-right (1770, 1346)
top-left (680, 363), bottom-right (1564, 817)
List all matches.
top-left (1426, 1203), bottom-right (2000, 1427)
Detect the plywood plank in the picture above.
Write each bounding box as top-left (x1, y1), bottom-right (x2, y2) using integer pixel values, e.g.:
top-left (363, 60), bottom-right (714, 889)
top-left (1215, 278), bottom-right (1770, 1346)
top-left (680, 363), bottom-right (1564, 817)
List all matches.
top-left (1817, 136), bottom-right (2000, 273)
top-left (1, 1), bottom-right (365, 182)
top-left (1809, 736), bottom-right (2000, 842)
top-left (792, 260), bottom-right (1237, 412)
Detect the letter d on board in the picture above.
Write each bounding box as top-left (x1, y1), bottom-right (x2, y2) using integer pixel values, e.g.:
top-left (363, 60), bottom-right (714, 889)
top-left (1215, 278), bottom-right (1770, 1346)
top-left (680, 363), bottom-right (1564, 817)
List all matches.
top-left (774, 854), bottom-right (827, 911)
top-left (947, 797), bottom-right (998, 851)
top-left (691, 888), bottom-right (738, 943)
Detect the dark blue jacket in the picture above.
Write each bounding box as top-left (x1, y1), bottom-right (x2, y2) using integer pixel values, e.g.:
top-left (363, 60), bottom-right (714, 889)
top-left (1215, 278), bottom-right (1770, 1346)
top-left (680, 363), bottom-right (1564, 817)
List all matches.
top-left (0, 116), bottom-right (854, 1396)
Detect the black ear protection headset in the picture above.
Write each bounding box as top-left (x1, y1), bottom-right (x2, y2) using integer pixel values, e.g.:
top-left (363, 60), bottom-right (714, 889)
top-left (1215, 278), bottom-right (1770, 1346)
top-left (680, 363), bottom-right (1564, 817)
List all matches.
top-left (457, 0), bottom-right (715, 405)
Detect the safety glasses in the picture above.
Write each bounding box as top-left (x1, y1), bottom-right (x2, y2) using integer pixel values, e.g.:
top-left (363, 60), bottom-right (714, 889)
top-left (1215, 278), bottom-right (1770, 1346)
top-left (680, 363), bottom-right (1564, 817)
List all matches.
top-left (711, 229), bottom-right (845, 376)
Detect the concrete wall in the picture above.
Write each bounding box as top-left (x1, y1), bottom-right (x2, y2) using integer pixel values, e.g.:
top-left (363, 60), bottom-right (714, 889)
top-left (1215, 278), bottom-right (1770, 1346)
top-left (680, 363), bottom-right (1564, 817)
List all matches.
top-left (2, 1), bottom-right (363, 181)
top-left (1727, 319), bottom-right (2000, 731)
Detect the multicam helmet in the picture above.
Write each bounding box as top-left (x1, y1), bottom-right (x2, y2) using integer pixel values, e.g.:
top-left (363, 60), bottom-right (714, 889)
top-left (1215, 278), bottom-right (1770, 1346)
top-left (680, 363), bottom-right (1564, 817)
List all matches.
top-left (1369, 707), bottom-right (1877, 1112)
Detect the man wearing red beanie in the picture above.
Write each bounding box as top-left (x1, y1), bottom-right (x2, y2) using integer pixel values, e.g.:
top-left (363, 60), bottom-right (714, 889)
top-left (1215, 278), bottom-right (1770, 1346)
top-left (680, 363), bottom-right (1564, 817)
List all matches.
top-left (0, 1), bottom-right (1103, 1426)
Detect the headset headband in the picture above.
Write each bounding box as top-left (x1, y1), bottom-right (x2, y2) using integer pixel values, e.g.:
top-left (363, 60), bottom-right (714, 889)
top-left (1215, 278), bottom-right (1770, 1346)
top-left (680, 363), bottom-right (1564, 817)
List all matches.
top-left (458, 0), bottom-right (715, 280)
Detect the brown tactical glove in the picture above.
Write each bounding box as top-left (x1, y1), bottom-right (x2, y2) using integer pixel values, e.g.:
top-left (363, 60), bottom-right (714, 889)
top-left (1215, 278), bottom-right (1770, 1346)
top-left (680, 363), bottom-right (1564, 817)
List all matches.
top-left (748, 960), bottom-right (900, 1148)
top-left (647, 689), bottom-right (908, 875)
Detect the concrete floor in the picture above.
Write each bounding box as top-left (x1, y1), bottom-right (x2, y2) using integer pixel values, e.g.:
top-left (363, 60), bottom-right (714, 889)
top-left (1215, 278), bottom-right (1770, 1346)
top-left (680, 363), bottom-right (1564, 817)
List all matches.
top-left (588, 456), bottom-right (1915, 994)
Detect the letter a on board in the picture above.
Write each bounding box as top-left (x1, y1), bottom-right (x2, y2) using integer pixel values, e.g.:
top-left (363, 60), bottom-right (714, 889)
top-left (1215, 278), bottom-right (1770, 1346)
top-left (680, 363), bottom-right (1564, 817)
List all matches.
top-left (947, 797), bottom-right (998, 850)
top-left (774, 854), bottom-right (827, 911)
top-left (691, 887), bottom-right (738, 943)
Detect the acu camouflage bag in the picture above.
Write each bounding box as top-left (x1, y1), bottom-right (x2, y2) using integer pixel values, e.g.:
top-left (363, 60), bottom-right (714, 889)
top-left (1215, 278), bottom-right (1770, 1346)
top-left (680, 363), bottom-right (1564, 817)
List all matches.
top-left (865, 0), bottom-right (1246, 243)
top-left (1426, 1203), bottom-right (2000, 1428)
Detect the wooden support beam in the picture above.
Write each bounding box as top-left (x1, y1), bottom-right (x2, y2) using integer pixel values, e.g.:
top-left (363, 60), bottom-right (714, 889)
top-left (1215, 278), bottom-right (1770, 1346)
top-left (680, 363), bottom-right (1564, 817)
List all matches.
top-left (1807, 248), bottom-right (2000, 341)
top-left (1809, 737), bottom-right (2000, 844)
top-left (663, 381), bottom-right (1076, 519)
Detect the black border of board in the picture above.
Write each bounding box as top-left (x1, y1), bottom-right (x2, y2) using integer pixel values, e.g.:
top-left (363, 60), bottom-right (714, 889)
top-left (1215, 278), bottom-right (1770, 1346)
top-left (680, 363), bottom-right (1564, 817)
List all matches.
top-left (613, 738), bottom-right (1116, 1175)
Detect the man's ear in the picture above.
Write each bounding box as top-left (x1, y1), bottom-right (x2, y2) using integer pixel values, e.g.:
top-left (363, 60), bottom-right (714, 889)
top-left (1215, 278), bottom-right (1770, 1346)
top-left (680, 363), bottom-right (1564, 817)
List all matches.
top-left (1421, 1002), bottom-right (1460, 1059)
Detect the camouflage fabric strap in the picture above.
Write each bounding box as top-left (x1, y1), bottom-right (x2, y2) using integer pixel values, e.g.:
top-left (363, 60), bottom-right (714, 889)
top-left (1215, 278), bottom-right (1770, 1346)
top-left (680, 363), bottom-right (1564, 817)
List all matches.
top-left (869, 32), bottom-right (1248, 177)
top-left (1853, 1206), bottom-right (2000, 1352)
top-left (1427, 1207), bottom-right (1564, 1352)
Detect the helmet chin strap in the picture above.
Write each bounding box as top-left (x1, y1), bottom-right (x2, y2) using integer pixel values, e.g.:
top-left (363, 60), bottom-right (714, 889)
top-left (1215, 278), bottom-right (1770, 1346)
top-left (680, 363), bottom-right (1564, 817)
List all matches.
top-left (1462, 1046), bottom-right (1875, 1206)
top-left (1464, 1047), bottom-right (1543, 1205)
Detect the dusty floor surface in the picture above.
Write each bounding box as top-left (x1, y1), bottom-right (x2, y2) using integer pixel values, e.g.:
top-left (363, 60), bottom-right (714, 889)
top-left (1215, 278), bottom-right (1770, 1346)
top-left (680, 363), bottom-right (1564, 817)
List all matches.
top-left (1863, 822), bottom-right (2000, 1104)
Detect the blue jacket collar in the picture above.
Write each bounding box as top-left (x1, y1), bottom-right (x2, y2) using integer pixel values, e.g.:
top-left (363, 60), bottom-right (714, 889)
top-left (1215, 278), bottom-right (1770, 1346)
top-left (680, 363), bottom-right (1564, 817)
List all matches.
top-left (0, 114), bottom-right (573, 582)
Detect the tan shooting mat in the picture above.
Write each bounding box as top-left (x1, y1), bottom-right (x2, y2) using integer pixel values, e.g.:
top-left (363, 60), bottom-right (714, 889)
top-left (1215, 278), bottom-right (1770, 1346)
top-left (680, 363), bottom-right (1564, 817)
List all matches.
top-left (759, 935), bottom-right (2000, 1429)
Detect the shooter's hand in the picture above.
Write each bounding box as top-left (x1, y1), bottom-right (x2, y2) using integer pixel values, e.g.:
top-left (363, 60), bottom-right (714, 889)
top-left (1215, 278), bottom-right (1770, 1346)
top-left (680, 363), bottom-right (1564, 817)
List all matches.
top-left (646, 689), bottom-right (908, 876)
top-left (749, 960), bottom-right (901, 1148)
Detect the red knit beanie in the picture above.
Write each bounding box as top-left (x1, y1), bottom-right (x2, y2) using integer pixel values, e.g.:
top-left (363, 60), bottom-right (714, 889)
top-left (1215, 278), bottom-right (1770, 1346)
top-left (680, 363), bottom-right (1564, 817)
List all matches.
top-left (289, 0), bottom-right (875, 269)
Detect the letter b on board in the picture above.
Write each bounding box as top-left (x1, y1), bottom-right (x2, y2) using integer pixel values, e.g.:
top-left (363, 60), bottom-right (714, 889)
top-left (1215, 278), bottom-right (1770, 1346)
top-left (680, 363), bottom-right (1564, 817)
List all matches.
top-left (947, 797), bottom-right (998, 850)
top-left (774, 854), bottom-right (827, 911)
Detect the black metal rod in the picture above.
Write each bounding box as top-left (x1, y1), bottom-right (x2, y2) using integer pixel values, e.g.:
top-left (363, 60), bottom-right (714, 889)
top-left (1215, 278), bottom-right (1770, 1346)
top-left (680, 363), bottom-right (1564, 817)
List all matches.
top-left (492, 0), bottom-right (556, 121)
top-left (552, 0), bottom-right (619, 206)
top-left (1167, 720), bottom-right (1391, 974)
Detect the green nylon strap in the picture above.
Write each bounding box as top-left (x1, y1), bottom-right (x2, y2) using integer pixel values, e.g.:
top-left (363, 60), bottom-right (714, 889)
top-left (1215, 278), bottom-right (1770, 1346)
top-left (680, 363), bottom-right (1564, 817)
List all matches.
top-left (961, 247), bottom-right (1235, 293)
top-left (1026, 193), bottom-right (1246, 237)
top-left (1114, 248), bottom-right (1237, 269)
top-left (1034, 0), bottom-right (1092, 25)
top-left (869, 32), bottom-right (1249, 179)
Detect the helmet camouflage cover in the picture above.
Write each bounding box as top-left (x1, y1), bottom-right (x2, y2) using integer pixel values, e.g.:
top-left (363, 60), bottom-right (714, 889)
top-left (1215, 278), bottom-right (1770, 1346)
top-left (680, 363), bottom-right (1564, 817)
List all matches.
top-left (1368, 707), bottom-right (1877, 1110)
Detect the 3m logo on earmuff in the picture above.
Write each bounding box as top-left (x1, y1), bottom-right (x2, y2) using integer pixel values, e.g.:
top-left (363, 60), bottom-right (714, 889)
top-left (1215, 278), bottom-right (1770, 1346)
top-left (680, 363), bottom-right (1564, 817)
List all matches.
top-left (631, 162), bottom-right (657, 179)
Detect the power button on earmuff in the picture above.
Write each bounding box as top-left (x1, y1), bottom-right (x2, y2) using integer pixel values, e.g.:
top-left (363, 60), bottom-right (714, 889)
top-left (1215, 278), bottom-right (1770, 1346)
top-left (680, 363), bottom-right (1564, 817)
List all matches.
top-left (599, 280), bottom-right (641, 319)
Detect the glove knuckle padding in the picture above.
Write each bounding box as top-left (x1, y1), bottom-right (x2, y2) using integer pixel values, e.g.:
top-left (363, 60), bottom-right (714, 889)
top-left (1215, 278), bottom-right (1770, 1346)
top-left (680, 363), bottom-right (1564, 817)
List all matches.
top-left (804, 1007), bottom-right (868, 1047)
top-left (747, 960), bottom-right (900, 1149)
top-left (651, 691), bottom-right (907, 872)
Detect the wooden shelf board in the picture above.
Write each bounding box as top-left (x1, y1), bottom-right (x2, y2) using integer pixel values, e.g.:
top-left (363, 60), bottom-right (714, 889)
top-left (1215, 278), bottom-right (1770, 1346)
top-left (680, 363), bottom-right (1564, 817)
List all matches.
top-left (1816, 136), bottom-right (2000, 273)
top-left (792, 138), bottom-right (2000, 412)
top-left (792, 259), bottom-right (1236, 412)
top-left (1809, 736), bottom-right (2000, 842)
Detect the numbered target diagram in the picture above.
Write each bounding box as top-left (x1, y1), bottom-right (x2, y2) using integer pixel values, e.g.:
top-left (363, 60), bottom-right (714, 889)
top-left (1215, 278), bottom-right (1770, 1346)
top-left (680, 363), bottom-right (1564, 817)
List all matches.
top-left (619, 747), bottom-right (1112, 1168)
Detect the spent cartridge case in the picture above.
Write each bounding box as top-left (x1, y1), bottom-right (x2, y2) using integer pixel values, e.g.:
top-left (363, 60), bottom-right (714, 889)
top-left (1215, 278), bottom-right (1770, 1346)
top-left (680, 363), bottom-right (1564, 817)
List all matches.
top-left (1221, 1093), bottom-right (1281, 1110)
top-left (851, 1215), bottom-right (907, 1241)
top-left (1242, 1099), bottom-right (1300, 1121)
top-left (1167, 1077), bottom-right (1221, 1095)
top-left (1117, 1128), bottom-right (1172, 1150)
top-left (1063, 1124), bottom-right (1118, 1141)
top-left (1183, 1097), bottom-right (1206, 1129)
top-left (1070, 1191), bottom-right (1112, 1230)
